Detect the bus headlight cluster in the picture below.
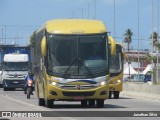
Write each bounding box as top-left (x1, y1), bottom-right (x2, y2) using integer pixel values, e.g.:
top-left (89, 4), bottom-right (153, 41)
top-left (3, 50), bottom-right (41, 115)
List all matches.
top-left (48, 80), bottom-right (58, 86)
top-left (100, 81), bottom-right (106, 86)
top-left (113, 79), bottom-right (121, 84)
top-left (95, 81), bottom-right (107, 87)
top-left (117, 80), bottom-right (121, 83)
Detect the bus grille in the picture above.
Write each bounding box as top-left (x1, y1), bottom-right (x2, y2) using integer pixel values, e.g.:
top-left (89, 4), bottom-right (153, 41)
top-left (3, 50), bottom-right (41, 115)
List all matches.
top-left (60, 85), bottom-right (96, 90)
top-left (62, 91), bottom-right (95, 97)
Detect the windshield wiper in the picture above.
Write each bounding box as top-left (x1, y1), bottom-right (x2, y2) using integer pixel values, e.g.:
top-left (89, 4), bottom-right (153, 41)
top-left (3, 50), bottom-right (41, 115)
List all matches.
top-left (78, 58), bottom-right (95, 78)
top-left (63, 57), bottom-right (77, 78)
top-left (63, 57), bottom-right (95, 79)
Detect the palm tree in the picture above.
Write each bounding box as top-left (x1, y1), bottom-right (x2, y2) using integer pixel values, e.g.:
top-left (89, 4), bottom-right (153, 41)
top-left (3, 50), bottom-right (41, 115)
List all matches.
top-left (146, 54), bottom-right (157, 67)
top-left (149, 32), bottom-right (159, 50)
top-left (123, 28), bottom-right (133, 51)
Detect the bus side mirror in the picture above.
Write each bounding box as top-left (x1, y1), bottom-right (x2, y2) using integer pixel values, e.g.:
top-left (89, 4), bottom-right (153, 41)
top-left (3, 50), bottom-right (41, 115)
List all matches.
top-left (41, 36), bottom-right (47, 57)
top-left (108, 36), bottom-right (116, 55)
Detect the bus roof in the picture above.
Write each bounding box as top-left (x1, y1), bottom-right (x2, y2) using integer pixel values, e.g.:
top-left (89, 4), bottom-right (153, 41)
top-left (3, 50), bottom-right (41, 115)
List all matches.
top-left (45, 19), bottom-right (107, 34)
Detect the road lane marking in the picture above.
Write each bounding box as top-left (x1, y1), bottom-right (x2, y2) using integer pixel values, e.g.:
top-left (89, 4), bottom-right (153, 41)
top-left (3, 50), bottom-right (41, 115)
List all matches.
top-left (1, 95), bottom-right (78, 120)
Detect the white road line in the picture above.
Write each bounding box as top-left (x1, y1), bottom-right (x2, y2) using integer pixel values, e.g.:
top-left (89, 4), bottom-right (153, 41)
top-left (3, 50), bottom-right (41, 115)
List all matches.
top-left (1, 95), bottom-right (78, 120)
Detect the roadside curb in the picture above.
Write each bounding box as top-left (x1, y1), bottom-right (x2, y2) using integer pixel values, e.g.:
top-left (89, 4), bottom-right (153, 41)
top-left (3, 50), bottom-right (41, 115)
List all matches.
top-left (121, 91), bottom-right (160, 101)
top-left (122, 83), bottom-right (160, 101)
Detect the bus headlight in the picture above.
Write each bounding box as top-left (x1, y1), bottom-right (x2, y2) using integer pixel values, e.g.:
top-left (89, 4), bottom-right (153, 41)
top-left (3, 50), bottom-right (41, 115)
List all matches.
top-left (113, 79), bottom-right (121, 84)
top-left (117, 80), bottom-right (121, 83)
top-left (100, 81), bottom-right (106, 86)
top-left (95, 81), bottom-right (107, 87)
top-left (51, 82), bottom-right (57, 86)
top-left (48, 81), bottom-right (57, 86)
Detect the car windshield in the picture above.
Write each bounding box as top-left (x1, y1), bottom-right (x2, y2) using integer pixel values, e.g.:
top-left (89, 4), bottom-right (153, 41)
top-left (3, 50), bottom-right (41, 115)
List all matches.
top-left (3, 62), bottom-right (29, 71)
top-left (110, 45), bottom-right (123, 73)
top-left (46, 34), bottom-right (109, 79)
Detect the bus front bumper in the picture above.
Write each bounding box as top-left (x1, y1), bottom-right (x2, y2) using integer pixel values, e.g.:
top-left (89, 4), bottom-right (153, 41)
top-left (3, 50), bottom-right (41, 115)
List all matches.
top-left (3, 79), bottom-right (25, 89)
top-left (109, 82), bottom-right (122, 92)
top-left (46, 84), bottom-right (109, 100)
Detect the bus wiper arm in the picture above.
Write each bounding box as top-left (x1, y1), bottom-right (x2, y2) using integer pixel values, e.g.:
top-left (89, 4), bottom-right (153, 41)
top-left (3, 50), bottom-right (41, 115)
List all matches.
top-left (78, 58), bottom-right (95, 78)
top-left (63, 57), bottom-right (77, 78)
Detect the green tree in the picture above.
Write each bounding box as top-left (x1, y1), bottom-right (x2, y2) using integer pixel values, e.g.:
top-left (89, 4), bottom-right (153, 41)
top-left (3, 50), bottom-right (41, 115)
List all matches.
top-left (30, 31), bottom-right (36, 48)
top-left (149, 32), bottom-right (159, 49)
top-left (123, 28), bottom-right (133, 51)
top-left (146, 54), bottom-right (157, 67)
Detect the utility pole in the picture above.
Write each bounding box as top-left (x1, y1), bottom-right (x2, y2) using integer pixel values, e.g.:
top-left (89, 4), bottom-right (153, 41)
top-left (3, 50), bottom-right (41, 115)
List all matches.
top-left (114, 0), bottom-right (116, 39)
top-left (1, 28), bottom-right (3, 43)
top-left (4, 25), bottom-right (6, 44)
top-left (137, 0), bottom-right (140, 82)
top-left (88, 2), bottom-right (90, 19)
top-left (156, 0), bottom-right (159, 84)
top-left (81, 8), bottom-right (84, 18)
top-left (95, 0), bottom-right (96, 19)
top-left (151, 0), bottom-right (154, 84)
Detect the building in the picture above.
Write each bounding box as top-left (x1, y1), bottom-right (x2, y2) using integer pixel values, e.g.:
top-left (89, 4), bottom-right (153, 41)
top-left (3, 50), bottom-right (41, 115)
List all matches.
top-left (125, 49), bottom-right (150, 73)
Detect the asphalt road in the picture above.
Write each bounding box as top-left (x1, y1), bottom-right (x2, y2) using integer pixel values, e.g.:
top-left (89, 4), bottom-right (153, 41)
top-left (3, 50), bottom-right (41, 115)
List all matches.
top-left (0, 88), bottom-right (160, 120)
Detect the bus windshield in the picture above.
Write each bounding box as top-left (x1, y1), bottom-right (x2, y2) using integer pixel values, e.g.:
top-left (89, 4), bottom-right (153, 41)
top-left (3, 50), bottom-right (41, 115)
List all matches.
top-left (46, 34), bottom-right (109, 79)
top-left (110, 45), bottom-right (123, 74)
top-left (3, 62), bottom-right (29, 71)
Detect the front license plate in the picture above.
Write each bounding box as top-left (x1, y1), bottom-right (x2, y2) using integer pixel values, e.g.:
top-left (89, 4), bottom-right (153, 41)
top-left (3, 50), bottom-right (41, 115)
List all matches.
top-left (13, 81), bottom-right (18, 84)
top-left (73, 96), bottom-right (84, 100)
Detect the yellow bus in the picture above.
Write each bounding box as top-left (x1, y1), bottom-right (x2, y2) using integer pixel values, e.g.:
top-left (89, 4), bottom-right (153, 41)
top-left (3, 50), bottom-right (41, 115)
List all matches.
top-left (34, 19), bottom-right (116, 108)
top-left (109, 41), bottom-right (124, 99)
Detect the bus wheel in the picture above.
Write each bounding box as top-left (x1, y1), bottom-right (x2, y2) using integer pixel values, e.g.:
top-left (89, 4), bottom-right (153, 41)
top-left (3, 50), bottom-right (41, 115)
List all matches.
top-left (45, 99), bottom-right (54, 108)
top-left (109, 92), bottom-right (112, 99)
top-left (88, 100), bottom-right (95, 107)
top-left (4, 88), bottom-right (8, 91)
top-left (96, 99), bottom-right (104, 108)
top-left (39, 98), bottom-right (45, 106)
top-left (81, 100), bottom-right (87, 107)
top-left (114, 91), bottom-right (119, 99)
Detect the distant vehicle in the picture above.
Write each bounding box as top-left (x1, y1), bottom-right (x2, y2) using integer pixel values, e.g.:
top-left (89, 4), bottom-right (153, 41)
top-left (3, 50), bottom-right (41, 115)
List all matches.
top-left (26, 78), bottom-right (34, 99)
top-left (149, 51), bottom-right (160, 57)
top-left (34, 19), bottom-right (116, 108)
top-left (144, 71), bottom-right (152, 82)
top-left (109, 42), bottom-right (124, 99)
top-left (123, 74), bottom-right (145, 82)
top-left (134, 74), bottom-right (145, 82)
top-left (2, 53), bottom-right (30, 91)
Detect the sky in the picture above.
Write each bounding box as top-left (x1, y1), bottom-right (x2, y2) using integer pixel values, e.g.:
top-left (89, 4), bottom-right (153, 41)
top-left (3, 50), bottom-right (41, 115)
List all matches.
top-left (0, 0), bottom-right (159, 51)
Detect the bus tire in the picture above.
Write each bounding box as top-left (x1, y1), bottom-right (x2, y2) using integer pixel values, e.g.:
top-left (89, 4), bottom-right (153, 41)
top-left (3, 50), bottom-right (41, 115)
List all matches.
top-left (109, 91), bottom-right (112, 99)
top-left (4, 88), bottom-right (8, 91)
top-left (27, 93), bottom-right (30, 99)
top-left (96, 99), bottom-right (104, 108)
top-left (39, 98), bottom-right (45, 106)
top-left (114, 91), bottom-right (119, 99)
top-left (45, 99), bottom-right (54, 108)
top-left (81, 100), bottom-right (87, 107)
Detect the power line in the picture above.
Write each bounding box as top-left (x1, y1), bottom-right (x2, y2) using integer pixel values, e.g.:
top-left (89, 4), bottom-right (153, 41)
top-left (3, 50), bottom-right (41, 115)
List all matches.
top-left (0, 37), bottom-right (29, 40)
top-left (0, 25), bottom-right (38, 28)
top-left (114, 36), bottom-right (152, 41)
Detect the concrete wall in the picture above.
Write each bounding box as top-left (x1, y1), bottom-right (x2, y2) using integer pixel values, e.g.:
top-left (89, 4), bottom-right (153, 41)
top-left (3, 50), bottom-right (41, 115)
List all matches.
top-left (121, 82), bottom-right (160, 100)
